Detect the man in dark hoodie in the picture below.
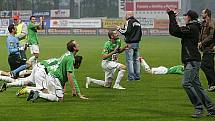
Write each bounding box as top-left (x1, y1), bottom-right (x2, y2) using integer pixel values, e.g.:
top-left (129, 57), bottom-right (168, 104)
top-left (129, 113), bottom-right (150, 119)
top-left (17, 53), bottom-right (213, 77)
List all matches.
top-left (167, 8), bottom-right (215, 118)
top-left (117, 11), bottom-right (142, 81)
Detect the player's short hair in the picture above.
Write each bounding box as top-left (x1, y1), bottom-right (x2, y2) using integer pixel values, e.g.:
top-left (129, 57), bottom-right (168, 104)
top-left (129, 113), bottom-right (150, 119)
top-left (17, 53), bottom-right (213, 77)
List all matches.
top-left (30, 16), bottom-right (36, 20)
top-left (204, 9), bottom-right (211, 18)
top-left (8, 24), bottom-right (15, 33)
top-left (67, 40), bottom-right (76, 52)
top-left (108, 30), bottom-right (116, 39)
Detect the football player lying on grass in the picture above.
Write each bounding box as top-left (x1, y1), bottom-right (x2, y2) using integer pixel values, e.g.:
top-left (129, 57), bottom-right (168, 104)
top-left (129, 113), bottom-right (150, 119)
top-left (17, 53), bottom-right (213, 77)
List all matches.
top-left (0, 69), bottom-right (32, 86)
top-left (0, 58), bottom-right (59, 92)
top-left (18, 40), bottom-right (88, 102)
top-left (139, 57), bottom-right (184, 75)
top-left (0, 69), bottom-right (32, 78)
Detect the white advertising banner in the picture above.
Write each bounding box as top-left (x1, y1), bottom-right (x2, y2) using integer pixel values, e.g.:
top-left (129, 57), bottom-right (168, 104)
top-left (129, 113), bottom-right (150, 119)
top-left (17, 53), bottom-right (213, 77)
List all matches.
top-left (50, 10), bottom-right (70, 18)
top-left (119, 0), bottom-right (126, 18)
top-left (12, 10), bottom-right (32, 20)
top-left (0, 19), bottom-right (9, 28)
top-left (50, 19), bottom-right (102, 28)
top-left (137, 18), bottom-right (154, 28)
top-left (0, 11), bottom-right (12, 18)
top-left (0, 28), bottom-right (8, 36)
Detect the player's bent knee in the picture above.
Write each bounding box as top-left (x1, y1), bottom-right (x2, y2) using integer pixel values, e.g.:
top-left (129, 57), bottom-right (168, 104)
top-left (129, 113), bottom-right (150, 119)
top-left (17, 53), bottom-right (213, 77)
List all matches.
top-left (120, 64), bottom-right (126, 70)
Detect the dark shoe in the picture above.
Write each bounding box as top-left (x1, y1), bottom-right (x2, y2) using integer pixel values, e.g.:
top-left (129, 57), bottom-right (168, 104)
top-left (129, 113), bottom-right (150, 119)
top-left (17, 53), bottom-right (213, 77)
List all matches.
top-left (207, 109), bottom-right (215, 116)
top-left (10, 72), bottom-right (14, 78)
top-left (10, 72), bottom-right (18, 79)
top-left (191, 110), bottom-right (203, 118)
top-left (31, 91), bottom-right (39, 103)
top-left (26, 90), bottom-right (35, 101)
top-left (135, 78), bottom-right (140, 80)
top-left (0, 83), bottom-right (7, 92)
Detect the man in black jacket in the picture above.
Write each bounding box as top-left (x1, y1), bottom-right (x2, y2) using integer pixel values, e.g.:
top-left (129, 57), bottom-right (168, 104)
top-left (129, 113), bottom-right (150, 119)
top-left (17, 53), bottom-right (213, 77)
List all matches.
top-left (117, 11), bottom-right (142, 81)
top-left (167, 8), bottom-right (215, 118)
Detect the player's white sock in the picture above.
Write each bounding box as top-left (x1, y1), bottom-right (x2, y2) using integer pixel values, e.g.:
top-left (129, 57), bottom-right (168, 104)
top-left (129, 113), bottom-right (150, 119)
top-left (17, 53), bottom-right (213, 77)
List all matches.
top-left (114, 70), bottom-right (125, 85)
top-left (0, 76), bottom-right (15, 83)
top-left (140, 58), bottom-right (150, 71)
top-left (38, 91), bottom-right (59, 102)
top-left (90, 78), bottom-right (105, 86)
top-left (7, 78), bottom-right (28, 87)
top-left (0, 70), bottom-right (2, 75)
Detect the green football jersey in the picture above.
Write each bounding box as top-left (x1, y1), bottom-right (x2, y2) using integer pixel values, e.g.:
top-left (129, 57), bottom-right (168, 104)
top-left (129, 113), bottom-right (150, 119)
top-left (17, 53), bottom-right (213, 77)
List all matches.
top-left (50, 52), bottom-right (74, 87)
top-left (101, 38), bottom-right (121, 61)
top-left (40, 58), bottom-right (59, 73)
top-left (46, 54), bottom-right (80, 94)
top-left (167, 65), bottom-right (184, 75)
top-left (28, 22), bottom-right (39, 45)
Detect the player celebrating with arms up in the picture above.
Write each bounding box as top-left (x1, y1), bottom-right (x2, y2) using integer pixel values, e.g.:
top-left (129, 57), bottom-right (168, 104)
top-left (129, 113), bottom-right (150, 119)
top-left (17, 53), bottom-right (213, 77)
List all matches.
top-left (86, 30), bottom-right (127, 89)
top-left (27, 16), bottom-right (44, 67)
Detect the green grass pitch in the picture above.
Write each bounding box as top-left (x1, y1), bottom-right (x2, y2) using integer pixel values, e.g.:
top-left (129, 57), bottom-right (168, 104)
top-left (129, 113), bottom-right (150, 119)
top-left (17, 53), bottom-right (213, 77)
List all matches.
top-left (0, 35), bottom-right (215, 121)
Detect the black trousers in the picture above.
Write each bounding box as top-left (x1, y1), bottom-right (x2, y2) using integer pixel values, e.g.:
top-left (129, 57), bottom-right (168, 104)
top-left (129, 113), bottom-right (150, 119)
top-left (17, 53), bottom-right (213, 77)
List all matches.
top-left (8, 54), bottom-right (26, 71)
top-left (201, 52), bottom-right (215, 86)
top-left (19, 50), bottom-right (27, 61)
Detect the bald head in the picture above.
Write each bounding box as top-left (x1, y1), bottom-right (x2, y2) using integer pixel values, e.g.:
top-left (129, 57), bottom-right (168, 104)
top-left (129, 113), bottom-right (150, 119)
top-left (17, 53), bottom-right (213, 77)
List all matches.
top-left (126, 11), bottom-right (134, 20)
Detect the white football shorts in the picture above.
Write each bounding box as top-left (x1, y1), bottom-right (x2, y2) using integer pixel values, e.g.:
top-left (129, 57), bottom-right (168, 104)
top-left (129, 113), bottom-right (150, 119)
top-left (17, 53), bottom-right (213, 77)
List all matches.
top-left (101, 60), bottom-right (121, 86)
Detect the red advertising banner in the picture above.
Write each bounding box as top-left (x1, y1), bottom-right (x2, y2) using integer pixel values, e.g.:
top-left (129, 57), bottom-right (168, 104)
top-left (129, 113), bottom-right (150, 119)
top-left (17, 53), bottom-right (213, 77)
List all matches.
top-left (136, 2), bottom-right (178, 11)
top-left (125, 1), bottom-right (179, 11)
top-left (125, 2), bottom-right (134, 11)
